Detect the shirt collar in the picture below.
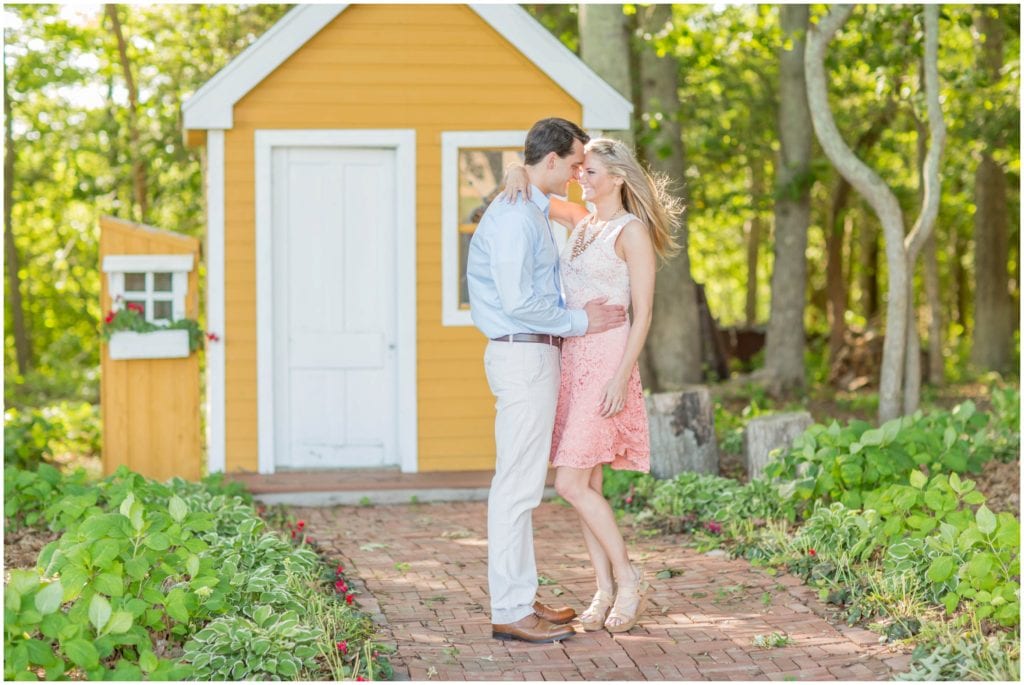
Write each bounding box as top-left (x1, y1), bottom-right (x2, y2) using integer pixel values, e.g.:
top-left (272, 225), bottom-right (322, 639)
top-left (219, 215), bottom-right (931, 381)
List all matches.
top-left (528, 185), bottom-right (550, 217)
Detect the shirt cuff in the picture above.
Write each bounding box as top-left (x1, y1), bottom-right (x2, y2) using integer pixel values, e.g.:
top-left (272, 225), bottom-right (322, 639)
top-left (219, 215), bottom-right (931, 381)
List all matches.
top-left (566, 308), bottom-right (589, 337)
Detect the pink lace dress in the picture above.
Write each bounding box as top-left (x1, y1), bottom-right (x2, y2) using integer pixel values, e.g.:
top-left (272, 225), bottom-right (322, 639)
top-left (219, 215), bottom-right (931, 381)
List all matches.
top-left (551, 212), bottom-right (650, 472)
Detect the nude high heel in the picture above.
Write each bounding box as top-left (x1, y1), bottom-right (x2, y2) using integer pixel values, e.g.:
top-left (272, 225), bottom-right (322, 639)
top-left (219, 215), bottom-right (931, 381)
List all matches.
top-left (577, 589), bottom-right (615, 632)
top-left (605, 565), bottom-right (650, 634)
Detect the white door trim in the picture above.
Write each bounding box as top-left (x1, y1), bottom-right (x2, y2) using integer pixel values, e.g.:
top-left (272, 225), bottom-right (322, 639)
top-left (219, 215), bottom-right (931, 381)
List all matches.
top-left (254, 129), bottom-right (418, 474)
top-left (206, 130), bottom-right (227, 474)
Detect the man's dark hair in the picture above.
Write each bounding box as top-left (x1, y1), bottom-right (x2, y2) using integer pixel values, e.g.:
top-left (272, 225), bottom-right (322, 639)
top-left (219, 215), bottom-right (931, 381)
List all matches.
top-left (523, 117), bottom-right (589, 166)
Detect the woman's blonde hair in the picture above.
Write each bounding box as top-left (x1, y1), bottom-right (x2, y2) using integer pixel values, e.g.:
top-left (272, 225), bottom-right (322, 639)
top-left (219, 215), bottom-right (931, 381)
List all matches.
top-left (584, 137), bottom-right (683, 260)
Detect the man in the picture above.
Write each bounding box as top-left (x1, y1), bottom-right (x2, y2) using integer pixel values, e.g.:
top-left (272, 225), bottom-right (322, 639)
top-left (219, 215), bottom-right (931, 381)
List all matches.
top-left (467, 118), bottom-right (627, 643)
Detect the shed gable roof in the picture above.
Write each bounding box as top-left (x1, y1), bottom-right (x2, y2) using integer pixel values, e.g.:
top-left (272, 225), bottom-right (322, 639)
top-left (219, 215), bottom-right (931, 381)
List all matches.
top-left (182, 4), bottom-right (632, 131)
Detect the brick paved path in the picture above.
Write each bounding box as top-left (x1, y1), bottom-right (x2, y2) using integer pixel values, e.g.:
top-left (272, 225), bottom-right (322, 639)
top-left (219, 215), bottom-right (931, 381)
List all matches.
top-left (298, 501), bottom-right (912, 681)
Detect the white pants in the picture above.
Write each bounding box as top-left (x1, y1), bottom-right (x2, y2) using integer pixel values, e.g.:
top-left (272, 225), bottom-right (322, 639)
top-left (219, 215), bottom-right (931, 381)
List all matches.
top-left (483, 340), bottom-right (561, 624)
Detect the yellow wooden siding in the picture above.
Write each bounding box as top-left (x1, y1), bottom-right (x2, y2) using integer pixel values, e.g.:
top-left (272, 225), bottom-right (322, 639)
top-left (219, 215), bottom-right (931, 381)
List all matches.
top-left (99, 217), bottom-right (202, 481)
top-left (221, 4), bottom-right (581, 472)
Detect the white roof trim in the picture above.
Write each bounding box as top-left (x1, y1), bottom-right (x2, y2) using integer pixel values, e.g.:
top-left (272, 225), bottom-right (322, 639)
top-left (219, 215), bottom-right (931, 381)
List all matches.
top-left (182, 3), bottom-right (632, 132)
top-left (102, 254), bottom-right (195, 273)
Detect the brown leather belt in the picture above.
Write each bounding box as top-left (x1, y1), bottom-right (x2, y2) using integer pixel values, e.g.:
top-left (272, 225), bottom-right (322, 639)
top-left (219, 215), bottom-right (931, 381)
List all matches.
top-left (490, 333), bottom-right (563, 348)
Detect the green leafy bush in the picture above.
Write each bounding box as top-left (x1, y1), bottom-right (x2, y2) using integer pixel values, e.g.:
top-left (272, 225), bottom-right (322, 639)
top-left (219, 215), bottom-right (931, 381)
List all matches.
top-left (766, 402), bottom-right (996, 511)
top-left (4, 402), bottom-right (100, 469)
top-left (4, 465), bottom-right (392, 681)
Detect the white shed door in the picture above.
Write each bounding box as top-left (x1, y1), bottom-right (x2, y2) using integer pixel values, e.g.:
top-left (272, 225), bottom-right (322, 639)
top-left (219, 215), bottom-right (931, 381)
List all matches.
top-left (271, 147), bottom-right (397, 469)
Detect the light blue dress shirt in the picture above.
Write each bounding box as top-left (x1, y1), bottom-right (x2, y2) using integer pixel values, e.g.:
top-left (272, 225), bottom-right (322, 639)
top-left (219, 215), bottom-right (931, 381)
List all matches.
top-left (467, 185), bottom-right (589, 339)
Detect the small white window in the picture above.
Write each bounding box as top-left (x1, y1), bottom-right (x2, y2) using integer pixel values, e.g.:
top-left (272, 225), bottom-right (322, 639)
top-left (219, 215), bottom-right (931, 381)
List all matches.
top-left (102, 254), bottom-right (194, 323)
top-left (440, 131), bottom-right (528, 327)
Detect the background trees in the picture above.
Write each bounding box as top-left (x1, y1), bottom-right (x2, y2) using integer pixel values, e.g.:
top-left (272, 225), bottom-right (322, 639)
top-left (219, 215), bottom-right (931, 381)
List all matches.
top-left (4, 4), bottom-right (1019, 416)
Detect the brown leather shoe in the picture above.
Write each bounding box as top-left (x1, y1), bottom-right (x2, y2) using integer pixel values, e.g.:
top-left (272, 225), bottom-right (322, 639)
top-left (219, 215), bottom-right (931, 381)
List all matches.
top-left (533, 600), bottom-right (577, 625)
top-left (492, 613), bottom-right (576, 643)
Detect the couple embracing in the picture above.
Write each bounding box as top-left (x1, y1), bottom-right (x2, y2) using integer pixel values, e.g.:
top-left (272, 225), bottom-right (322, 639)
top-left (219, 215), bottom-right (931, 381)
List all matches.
top-left (467, 117), bottom-right (681, 643)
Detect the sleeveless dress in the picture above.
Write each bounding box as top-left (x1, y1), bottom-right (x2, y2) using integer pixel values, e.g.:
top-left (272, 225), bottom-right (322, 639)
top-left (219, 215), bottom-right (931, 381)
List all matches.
top-left (550, 212), bottom-right (650, 472)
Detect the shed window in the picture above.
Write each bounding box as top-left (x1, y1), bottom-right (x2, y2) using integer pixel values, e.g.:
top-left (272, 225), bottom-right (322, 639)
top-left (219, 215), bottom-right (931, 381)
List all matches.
top-left (102, 254), bottom-right (194, 325)
top-left (441, 131), bottom-right (528, 326)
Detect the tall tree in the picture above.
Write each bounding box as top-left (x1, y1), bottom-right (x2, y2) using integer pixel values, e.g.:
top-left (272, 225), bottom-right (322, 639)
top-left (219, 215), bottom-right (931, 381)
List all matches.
top-left (636, 3), bottom-right (702, 388)
top-left (762, 4), bottom-right (812, 393)
top-left (805, 4), bottom-right (945, 421)
top-left (578, 4), bottom-right (633, 147)
top-left (4, 62), bottom-right (32, 377)
top-left (745, 160), bottom-right (766, 325)
top-left (104, 4), bottom-right (147, 223)
top-left (970, 6), bottom-right (1014, 373)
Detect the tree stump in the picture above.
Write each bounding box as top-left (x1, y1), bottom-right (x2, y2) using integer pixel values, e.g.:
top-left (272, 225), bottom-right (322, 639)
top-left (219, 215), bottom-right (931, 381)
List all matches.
top-left (744, 412), bottom-right (814, 479)
top-left (645, 387), bottom-right (718, 479)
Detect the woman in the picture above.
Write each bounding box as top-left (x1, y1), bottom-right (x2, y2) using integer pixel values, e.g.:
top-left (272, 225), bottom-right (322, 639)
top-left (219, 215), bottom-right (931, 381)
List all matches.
top-left (502, 138), bottom-right (681, 633)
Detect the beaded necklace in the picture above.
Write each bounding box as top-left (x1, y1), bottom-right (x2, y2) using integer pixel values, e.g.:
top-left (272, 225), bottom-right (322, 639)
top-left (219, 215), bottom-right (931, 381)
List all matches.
top-left (570, 207), bottom-right (626, 260)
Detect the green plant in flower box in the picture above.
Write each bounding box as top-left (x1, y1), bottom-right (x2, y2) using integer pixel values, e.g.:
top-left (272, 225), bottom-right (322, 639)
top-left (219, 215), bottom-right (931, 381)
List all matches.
top-left (101, 302), bottom-right (205, 352)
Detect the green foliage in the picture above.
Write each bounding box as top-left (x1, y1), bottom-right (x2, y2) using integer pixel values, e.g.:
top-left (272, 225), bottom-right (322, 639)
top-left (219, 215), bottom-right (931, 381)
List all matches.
top-left (3, 465), bottom-right (392, 681)
top-left (648, 471), bottom-right (792, 529)
top-left (601, 465), bottom-right (656, 513)
top-left (4, 4), bottom-right (290, 407)
top-left (796, 502), bottom-right (881, 563)
top-left (897, 629), bottom-right (1020, 681)
top-left (4, 402), bottom-right (100, 469)
top-left (4, 463), bottom-right (91, 532)
top-left (765, 401), bottom-right (997, 511)
top-left (183, 609), bottom-right (320, 680)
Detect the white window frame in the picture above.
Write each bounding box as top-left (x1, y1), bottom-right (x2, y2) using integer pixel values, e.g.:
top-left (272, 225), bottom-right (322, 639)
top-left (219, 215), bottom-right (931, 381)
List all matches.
top-left (440, 131), bottom-right (527, 327)
top-left (102, 254), bottom-right (194, 323)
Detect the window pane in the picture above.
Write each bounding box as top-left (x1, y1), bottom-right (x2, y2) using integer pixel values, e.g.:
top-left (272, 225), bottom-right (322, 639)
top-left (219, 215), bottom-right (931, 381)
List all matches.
top-left (457, 148), bottom-right (523, 308)
top-left (125, 273), bottom-right (146, 292)
top-left (152, 300), bottom-right (172, 321)
top-left (153, 272), bottom-right (173, 292)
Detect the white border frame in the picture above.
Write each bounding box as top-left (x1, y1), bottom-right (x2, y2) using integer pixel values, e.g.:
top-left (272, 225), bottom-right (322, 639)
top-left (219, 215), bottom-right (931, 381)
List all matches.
top-left (254, 129), bottom-right (418, 474)
top-left (440, 131), bottom-right (527, 327)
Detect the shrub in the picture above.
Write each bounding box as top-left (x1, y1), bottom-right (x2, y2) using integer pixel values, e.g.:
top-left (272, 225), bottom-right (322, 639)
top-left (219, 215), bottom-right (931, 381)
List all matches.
top-left (4, 402), bottom-right (100, 469)
top-left (4, 465), bottom-right (392, 681)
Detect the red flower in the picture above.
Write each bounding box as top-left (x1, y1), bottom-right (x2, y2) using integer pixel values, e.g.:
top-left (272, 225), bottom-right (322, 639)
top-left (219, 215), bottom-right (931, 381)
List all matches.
top-left (127, 302), bottom-right (143, 314)
top-left (345, 593), bottom-right (354, 605)
top-left (291, 530), bottom-right (297, 538)
top-left (206, 331), bottom-right (220, 342)
top-left (104, 310), bottom-right (115, 324)
top-left (335, 580), bottom-right (348, 592)
top-left (705, 521), bottom-right (723, 535)
top-left (336, 640), bottom-right (348, 654)
top-left (336, 564), bottom-right (344, 575)
top-left (625, 496), bottom-right (633, 504)
top-left (808, 548), bottom-right (816, 556)
top-left (356, 677), bottom-right (367, 682)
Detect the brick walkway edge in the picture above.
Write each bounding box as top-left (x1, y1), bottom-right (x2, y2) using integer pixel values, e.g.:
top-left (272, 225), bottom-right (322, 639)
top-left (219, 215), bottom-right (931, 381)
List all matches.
top-left (298, 501), bottom-right (912, 681)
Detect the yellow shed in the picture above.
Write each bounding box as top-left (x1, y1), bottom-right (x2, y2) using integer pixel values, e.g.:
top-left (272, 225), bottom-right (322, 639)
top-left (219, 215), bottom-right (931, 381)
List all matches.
top-left (182, 3), bottom-right (631, 475)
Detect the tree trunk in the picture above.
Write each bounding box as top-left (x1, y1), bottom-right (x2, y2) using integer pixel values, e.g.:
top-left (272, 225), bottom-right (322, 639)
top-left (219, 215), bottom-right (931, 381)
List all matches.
top-left (764, 4), bottom-right (812, 394)
top-left (805, 4), bottom-right (909, 422)
top-left (902, 4), bottom-right (946, 415)
top-left (859, 218), bottom-right (880, 320)
top-left (637, 3), bottom-right (702, 389)
top-left (826, 100), bottom-right (896, 365)
top-left (971, 8), bottom-right (1013, 374)
top-left (825, 178), bottom-right (851, 365)
top-left (579, 4), bottom-right (633, 147)
top-left (914, 70), bottom-right (943, 386)
top-left (923, 233), bottom-right (943, 384)
top-left (3, 71), bottom-right (31, 376)
top-left (105, 4), bottom-right (148, 223)
top-left (745, 160), bottom-right (765, 325)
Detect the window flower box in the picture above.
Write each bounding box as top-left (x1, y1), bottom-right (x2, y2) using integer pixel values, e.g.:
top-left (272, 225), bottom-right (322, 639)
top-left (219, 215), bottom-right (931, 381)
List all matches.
top-left (108, 329), bottom-right (191, 360)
